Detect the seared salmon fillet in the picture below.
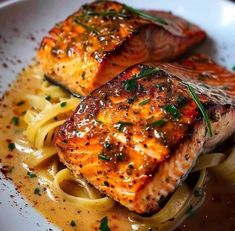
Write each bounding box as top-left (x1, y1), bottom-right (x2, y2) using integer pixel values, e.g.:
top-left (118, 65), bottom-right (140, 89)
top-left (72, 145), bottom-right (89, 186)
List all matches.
top-left (37, 0), bottom-right (206, 96)
top-left (55, 63), bottom-right (235, 214)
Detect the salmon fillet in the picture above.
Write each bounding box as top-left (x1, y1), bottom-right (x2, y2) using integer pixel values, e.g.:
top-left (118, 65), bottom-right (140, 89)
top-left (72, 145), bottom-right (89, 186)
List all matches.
top-left (37, 0), bottom-right (206, 96)
top-left (55, 63), bottom-right (235, 214)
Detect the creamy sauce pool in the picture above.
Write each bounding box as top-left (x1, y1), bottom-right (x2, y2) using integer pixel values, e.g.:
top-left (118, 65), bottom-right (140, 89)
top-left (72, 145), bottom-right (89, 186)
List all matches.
top-left (0, 64), bottom-right (234, 231)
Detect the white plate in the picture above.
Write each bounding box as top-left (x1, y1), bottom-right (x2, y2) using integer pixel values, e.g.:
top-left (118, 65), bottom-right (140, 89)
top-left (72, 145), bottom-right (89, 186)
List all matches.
top-left (0, 0), bottom-right (235, 230)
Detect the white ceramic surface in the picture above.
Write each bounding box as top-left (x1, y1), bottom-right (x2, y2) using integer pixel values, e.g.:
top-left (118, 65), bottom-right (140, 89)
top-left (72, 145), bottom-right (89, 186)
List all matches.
top-left (0, 0), bottom-right (235, 230)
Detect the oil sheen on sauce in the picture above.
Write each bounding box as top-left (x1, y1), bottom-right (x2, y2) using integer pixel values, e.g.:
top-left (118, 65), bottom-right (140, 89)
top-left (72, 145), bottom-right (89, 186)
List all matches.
top-left (0, 64), bottom-right (235, 231)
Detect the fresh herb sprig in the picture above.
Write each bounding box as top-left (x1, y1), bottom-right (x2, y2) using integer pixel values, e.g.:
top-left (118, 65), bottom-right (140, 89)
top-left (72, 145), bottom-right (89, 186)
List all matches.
top-left (74, 17), bottom-right (100, 35)
top-left (125, 5), bottom-right (168, 25)
top-left (124, 67), bottom-right (160, 92)
top-left (87, 11), bottom-right (129, 18)
top-left (186, 84), bottom-right (213, 137)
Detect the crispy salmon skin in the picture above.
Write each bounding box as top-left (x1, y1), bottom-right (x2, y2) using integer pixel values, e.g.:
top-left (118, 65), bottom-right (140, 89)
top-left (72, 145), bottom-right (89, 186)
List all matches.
top-left (37, 0), bottom-right (205, 96)
top-left (55, 63), bottom-right (235, 214)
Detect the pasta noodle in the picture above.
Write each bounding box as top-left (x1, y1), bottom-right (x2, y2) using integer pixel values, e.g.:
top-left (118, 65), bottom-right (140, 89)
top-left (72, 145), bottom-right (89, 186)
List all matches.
top-left (54, 169), bottom-right (115, 212)
top-left (21, 76), bottom-right (235, 230)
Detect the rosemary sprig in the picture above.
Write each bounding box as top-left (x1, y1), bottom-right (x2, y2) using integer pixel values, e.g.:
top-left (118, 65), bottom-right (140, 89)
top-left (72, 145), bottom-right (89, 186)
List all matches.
top-left (125, 5), bottom-right (168, 25)
top-left (186, 84), bottom-right (213, 137)
top-left (124, 67), bottom-right (160, 92)
top-left (74, 17), bottom-right (100, 35)
top-left (87, 11), bottom-right (129, 18)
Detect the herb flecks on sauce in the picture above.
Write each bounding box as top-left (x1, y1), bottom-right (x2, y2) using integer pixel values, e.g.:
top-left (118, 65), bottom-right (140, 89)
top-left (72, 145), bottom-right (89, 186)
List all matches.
top-left (8, 142), bottom-right (15, 151)
top-left (60, 102), bottom-right (67, 107)
top-left (27, 171), bottom-right (37, 178)
top-left (99, 216), bottom-right (111, 231)
top-left (12, 116), bottom-right (19, 126)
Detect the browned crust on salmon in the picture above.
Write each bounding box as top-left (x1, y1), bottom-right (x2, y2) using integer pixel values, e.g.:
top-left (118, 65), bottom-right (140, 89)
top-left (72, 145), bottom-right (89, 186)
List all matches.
top-left (55, 63), bottom-right (235, 214)
top-left (37, 1), bottom-right (206, 96)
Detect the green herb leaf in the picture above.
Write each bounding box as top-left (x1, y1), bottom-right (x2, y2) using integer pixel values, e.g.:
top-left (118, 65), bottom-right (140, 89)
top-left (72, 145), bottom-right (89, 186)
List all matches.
top-left (163, 105), bottom-right (180, 119)
top-left (16, 100), bottom-right (25, 106)
top-left (232, 66), bottom-right (235, 72)
top-left (12, 116), bottom-right (19, 126)
top-left (74, 17), bottom-right (100, 35)
top-left (8, 143), bottom-right (15, 151)
top-left (148, 119), bottom-right (167, 128)
top-left (124, 79), bottom-right (139, 92)
top-left (70, 220), bottom-right (76, 227)
top-left (115, 121), bottom-right (133, 132)
top-left (186, 84), bottom-right (213, 137)
top-left (99, 216), bottom-right (110, 231)
top-left (27, 171), bottom-right (37, 178)
top-left (139, 98), bottom-right (150, 106)
top-left (60, 102), bottom-right (67, 107)
top-left (45, 96), bottom-right (51, 101)
top-left (124, 67), bottom-right (160, 92)
top-left (34, 188), bottom-right (41, 196)
top-left (98, 153), bottom-right (110, 161)
top-left (125, 5), bottom-right (168, 25)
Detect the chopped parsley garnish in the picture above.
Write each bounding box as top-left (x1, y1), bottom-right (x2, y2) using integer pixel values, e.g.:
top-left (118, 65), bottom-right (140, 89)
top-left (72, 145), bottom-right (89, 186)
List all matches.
top-left (163, 105), bottom-right (180, 119)
top-left (98, 153), bottom-right (110, 161)
top-left (115, 121), bottom-right (133, 132)
top-left (139, 98), bottom-right (150, 106)
top-left (186, 84), bottom-right (213, 137)
top-left (16, 100), bottom-right (25, 106)
top-left (125, 5), bottom-right (168, 25)
top-left (60, 102), bottom-right (67, 107)
top-left (99, 216), bottom-right (110, 231)
top-left (8, 143), bottom-right (15, 151)
top-left (12, 116), bottom-right (19, 126)
top-left (148, 119), bottom-right (167, 128)
top-left (124, 79), bottom-right (139, 92)
top-left (27, 171), bottom-right (37, 178)
top-left (124, 67), bottom-right (160, 92)
top-left (45, 96), bottom-right (51, 101)
top-left (70, 220), bottom-right (76, 227)
top-left (34, 188), bottom-right (41, 196)
top-left (74, 17), bottom-right (100, 35)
